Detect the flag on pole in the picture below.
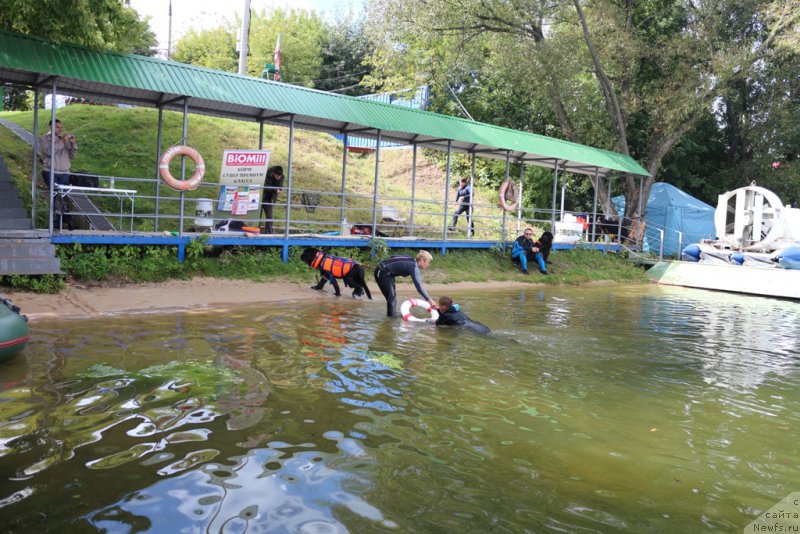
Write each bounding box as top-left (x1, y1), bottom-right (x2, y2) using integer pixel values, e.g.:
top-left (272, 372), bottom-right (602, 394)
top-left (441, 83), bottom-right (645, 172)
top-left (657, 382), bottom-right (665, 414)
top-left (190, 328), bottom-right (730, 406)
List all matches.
top-left (273, 33), bottom-right (281, 81)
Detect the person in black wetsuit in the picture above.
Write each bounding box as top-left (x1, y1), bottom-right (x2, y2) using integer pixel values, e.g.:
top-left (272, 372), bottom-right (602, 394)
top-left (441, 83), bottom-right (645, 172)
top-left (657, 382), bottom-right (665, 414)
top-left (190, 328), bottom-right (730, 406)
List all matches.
top-left (450, 178), bottom-right (474, 232)
top-left (374, 250), bottom-right (436, 317)
top-left (434, 296), bottom-right (491, 334)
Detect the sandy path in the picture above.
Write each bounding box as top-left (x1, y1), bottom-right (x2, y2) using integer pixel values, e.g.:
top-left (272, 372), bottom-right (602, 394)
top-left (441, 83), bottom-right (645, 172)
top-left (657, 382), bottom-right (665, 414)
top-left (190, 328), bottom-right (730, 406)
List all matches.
top-left (2, 277), bottom-right (542, 322)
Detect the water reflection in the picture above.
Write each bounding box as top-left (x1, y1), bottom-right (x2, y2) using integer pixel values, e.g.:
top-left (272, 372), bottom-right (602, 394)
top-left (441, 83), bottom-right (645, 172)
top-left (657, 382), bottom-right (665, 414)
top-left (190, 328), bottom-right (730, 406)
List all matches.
top-left (0, 286), bottom-right (798, 532)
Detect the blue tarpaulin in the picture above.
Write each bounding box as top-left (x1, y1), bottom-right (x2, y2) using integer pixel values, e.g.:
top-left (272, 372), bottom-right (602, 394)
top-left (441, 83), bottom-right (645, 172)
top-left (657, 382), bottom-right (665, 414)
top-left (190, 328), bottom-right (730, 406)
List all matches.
top-left (613, 182), bottom-right (716, 256)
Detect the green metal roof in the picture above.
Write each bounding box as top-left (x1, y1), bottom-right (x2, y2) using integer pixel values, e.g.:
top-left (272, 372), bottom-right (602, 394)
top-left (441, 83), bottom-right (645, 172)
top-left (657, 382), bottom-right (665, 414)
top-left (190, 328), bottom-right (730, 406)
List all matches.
top-left (0, 30), bottom-right (649, 177)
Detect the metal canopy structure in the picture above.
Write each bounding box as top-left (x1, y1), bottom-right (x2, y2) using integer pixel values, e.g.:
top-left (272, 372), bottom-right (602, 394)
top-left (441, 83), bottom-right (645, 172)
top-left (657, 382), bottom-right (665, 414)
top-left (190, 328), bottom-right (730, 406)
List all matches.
top-left (0, 29), bottom-right (649, 178)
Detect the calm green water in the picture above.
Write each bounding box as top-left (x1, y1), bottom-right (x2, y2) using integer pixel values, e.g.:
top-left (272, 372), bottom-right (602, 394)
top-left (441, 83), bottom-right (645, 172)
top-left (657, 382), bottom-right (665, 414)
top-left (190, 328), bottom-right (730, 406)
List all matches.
top-left (0, 285), bottom-right (798, 533)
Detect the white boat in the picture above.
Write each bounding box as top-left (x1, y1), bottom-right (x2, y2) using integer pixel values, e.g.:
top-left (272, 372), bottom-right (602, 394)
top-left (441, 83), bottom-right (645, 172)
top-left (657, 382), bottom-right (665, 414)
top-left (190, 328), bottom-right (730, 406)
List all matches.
top-left (648, 184), bottom-right (800, 300)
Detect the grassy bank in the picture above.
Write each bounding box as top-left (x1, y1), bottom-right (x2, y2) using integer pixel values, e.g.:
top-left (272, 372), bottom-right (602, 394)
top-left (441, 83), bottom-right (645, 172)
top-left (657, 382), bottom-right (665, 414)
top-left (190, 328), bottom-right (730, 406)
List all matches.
top-left (1, 242), bottom-right (648, 294)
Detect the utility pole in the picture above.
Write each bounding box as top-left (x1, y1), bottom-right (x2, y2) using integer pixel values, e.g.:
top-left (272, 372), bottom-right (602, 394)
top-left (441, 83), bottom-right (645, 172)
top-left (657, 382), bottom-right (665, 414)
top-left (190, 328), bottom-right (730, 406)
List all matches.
top-left (238, 0), bottom-right (251, 75)
top-left (167, 0), bottom-right (172, 60)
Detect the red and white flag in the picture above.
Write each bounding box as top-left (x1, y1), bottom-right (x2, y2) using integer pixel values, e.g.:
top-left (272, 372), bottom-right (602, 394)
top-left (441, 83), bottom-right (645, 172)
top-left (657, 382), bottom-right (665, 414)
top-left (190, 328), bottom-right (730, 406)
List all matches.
top-left (273, 33), bottom-right (281, 81)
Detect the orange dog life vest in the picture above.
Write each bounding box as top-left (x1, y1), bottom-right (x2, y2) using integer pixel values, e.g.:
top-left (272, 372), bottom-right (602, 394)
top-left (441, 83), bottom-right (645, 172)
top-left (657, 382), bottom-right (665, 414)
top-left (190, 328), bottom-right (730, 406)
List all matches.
top-left (311, 251), bottom-right (356, 278)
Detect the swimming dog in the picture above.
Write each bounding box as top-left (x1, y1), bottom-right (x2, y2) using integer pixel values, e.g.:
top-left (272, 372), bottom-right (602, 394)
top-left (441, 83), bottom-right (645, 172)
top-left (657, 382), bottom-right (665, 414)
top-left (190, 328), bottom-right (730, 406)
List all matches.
top-left (300, 247), bottom-right (372, 299)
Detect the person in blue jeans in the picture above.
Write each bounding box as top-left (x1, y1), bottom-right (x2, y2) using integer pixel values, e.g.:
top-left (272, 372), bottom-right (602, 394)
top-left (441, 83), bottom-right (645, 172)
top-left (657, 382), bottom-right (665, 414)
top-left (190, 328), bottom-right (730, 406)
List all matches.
top-left (511, 228), bottom-right (553, 275)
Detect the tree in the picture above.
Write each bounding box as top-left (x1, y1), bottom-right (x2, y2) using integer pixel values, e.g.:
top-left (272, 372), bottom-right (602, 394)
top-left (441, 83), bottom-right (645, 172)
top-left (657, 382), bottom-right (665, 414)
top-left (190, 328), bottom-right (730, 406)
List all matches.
top-left (0, 0), bottom-right (155, 53)
top-left (316, 13), bottom-right (373, 95)
top-left (0, 0), bottom-right (156, 110)
top-left (247, 8), bottom-right (326, 86)
top-left (366, 0), bottom-right (800, 219)
top-left (171, 8), bottom-right (327, 87)
top-left (172, 26), bottom-right (239, 72)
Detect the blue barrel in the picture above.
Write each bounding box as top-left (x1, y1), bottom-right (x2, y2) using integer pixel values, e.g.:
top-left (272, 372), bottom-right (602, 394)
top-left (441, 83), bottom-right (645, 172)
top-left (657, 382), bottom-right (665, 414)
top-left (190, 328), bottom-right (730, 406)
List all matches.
top-left (681, 243), bottom-right (702, 262)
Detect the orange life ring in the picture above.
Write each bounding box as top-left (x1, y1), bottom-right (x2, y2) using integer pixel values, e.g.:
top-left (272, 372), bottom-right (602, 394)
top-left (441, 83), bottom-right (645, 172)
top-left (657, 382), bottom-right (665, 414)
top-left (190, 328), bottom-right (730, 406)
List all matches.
top-left (159, 145), bottom-right (205, 191)
top-left (499, 180), bottom-right (518, 211)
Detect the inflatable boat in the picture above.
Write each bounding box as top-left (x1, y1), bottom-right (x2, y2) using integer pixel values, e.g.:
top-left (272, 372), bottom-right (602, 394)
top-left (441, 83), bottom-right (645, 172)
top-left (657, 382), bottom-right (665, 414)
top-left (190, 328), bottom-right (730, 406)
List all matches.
top-left (0, 296), bottom-right (29, 362)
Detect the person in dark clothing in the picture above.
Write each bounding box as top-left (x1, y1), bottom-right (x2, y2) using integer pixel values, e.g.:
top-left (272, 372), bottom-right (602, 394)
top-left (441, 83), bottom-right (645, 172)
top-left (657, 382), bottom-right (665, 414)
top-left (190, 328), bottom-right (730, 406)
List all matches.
top-left (435, 296), bottom-right (491, 334)
top-left (511, 228), bottom-right (553, 275)
top-left (374, 250), bottom-right (436, 317)
top-left (261, 165), bottom-right (284, 234)
top-left (450, 178), bottom-right (474, 232)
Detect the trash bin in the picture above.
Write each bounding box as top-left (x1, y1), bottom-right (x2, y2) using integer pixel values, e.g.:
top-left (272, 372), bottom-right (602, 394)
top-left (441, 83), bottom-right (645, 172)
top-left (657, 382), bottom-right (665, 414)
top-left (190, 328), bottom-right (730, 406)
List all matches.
top-left (195, 198), bottom-right (214, 231)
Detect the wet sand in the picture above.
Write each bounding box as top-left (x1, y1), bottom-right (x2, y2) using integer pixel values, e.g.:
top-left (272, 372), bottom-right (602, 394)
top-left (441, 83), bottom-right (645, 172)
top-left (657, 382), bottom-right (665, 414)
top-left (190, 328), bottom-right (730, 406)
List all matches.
top-left (3, 278), bottom-right (544, 322)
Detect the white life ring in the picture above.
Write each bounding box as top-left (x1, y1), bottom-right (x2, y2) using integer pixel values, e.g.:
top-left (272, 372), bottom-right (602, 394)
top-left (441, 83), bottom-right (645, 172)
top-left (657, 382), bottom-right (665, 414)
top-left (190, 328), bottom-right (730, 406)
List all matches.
top-left (400, 298), bottom-right (439, 323)
top-left (159, 145), bottom-right (205, 191)
top-left (499, 179), bottom-right (518, 211)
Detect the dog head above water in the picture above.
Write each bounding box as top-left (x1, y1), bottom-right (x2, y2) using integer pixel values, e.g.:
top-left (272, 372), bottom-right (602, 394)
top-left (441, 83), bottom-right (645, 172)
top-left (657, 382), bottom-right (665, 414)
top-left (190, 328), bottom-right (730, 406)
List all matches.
top-left (300, 247), bottom-right (322, 266)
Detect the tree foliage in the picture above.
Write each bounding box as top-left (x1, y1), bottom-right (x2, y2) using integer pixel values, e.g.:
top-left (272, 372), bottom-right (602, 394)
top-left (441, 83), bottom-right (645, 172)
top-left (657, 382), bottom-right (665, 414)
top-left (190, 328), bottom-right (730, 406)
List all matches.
top-left (0, 0), bottom-right (155, 54)
top-left (0, 0), bottom-right (156, 111)
top-left (173, 26), bottom-right (239, 72)
top-left (247, 8), bottom-right (326, 86)
top-left (171, 8), bottom-right (375, 93)
top-left (365, 0), bottom-right (800, 216)
top-left (316, 13), bottom-right (373, 95)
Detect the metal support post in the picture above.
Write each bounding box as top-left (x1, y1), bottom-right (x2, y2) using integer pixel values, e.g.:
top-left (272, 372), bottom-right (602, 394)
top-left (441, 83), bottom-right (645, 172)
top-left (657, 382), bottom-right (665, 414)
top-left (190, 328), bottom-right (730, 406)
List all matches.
top-left (442, 140), bottom-right (452, 252)
top-left (370, 130), bottom-right (381, 237)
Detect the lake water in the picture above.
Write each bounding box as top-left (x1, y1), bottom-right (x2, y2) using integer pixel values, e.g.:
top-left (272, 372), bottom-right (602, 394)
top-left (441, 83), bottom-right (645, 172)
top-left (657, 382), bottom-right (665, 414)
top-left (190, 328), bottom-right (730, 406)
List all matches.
top-left (0, 284), bottom-right (798, 533)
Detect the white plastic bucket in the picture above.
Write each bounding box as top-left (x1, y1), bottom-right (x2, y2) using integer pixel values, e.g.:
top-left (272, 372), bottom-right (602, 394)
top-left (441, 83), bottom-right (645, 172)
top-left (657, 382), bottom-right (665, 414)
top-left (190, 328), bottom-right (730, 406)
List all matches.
top-left (195, 198), bottom-right (214, 228)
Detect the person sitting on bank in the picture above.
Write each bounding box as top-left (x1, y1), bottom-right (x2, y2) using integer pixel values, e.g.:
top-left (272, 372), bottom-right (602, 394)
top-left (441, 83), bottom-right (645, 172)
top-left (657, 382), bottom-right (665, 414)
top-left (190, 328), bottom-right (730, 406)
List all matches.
top-left (511, 228), bottom-right (552, 275)
top-left (374, 250), bottom-right (436, 317)
top-left (435, 296), bottom-right (491, 334)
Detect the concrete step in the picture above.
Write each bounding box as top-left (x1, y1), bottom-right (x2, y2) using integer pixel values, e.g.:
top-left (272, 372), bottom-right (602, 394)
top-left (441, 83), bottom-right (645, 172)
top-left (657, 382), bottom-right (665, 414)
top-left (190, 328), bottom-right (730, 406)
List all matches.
top-left (0, 239), bottom-right (58, 257)
top-left (0, 196), bottom-right (24, 208)
top-left (0, 207), bottom-right (28, 218)
top-left (0, 256), bottom-right (63, 275)
top-left (0, 229), bottom-right (50, 239)
top-left (0, 219), bottom-right (33, 230)
top-left (0, 237), bottom-right (63, 275)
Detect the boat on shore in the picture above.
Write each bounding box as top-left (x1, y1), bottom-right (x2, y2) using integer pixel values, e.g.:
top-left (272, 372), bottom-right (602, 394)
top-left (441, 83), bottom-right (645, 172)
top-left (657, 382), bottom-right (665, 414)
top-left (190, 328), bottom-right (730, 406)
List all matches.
top-left (647, 260), bottom-right (800, 300)
top-left (648, 184), bottom-right (800, 300)
top-left (0, 295), bottom-right (29, 362)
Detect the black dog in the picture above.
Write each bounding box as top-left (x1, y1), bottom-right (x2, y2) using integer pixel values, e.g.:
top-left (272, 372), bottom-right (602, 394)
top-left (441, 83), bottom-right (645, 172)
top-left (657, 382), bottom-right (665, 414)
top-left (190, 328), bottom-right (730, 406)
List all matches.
top-left (300, 247), bottom-right (372, 299)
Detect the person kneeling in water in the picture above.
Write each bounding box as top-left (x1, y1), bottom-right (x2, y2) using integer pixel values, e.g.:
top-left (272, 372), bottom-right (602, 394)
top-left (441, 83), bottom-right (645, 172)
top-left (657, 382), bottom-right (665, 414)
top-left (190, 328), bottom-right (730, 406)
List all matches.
top-left (434, 296), bottom-right (491, 334)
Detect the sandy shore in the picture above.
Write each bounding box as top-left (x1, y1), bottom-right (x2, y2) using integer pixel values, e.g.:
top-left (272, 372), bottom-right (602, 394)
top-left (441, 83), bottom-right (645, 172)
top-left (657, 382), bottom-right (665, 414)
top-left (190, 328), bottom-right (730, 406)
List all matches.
top-left (2, 277), bottom-right (542, 322)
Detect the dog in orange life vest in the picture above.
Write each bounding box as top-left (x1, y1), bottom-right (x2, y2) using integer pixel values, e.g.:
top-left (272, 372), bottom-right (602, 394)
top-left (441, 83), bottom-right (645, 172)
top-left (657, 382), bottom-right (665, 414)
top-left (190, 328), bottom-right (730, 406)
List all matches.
top-left (300, 247), bottom-right (372, 299)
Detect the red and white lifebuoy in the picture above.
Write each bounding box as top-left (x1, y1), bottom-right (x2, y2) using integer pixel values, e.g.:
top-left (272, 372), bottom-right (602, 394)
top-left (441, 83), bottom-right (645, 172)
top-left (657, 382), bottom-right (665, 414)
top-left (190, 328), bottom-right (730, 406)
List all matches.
top-left (159, 145), bottom-right (205, 191)
top-left (400, 298), bottom-right (439, 323)
top-left (499, 179), bottom-right (518, 211)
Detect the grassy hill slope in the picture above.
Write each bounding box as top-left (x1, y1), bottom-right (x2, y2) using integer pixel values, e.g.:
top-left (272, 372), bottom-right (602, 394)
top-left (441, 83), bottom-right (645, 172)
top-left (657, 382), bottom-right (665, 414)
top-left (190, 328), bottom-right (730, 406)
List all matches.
top-left (0, 104), bottom-right (481, 233)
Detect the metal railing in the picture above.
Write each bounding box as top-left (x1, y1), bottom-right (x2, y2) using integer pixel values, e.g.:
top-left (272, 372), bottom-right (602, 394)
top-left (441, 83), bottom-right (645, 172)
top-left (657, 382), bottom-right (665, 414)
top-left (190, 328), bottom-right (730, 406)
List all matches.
top-left (36, 172), bottom-right (665, 253)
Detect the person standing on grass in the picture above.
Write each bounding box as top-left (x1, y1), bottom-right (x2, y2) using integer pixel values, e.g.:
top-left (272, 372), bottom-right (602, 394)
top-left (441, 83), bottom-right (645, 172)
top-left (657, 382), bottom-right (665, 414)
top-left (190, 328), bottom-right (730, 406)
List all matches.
top-left (450, 178), bottom-right (474, 233)
top-left (374, 250), bottom-right (437, 317)
top-left (38, 118), bottom-right (77, 187)
top-left (260, 165), bottom-right (284, 234)
top-left (37, 118), bottom-right (77, 229)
